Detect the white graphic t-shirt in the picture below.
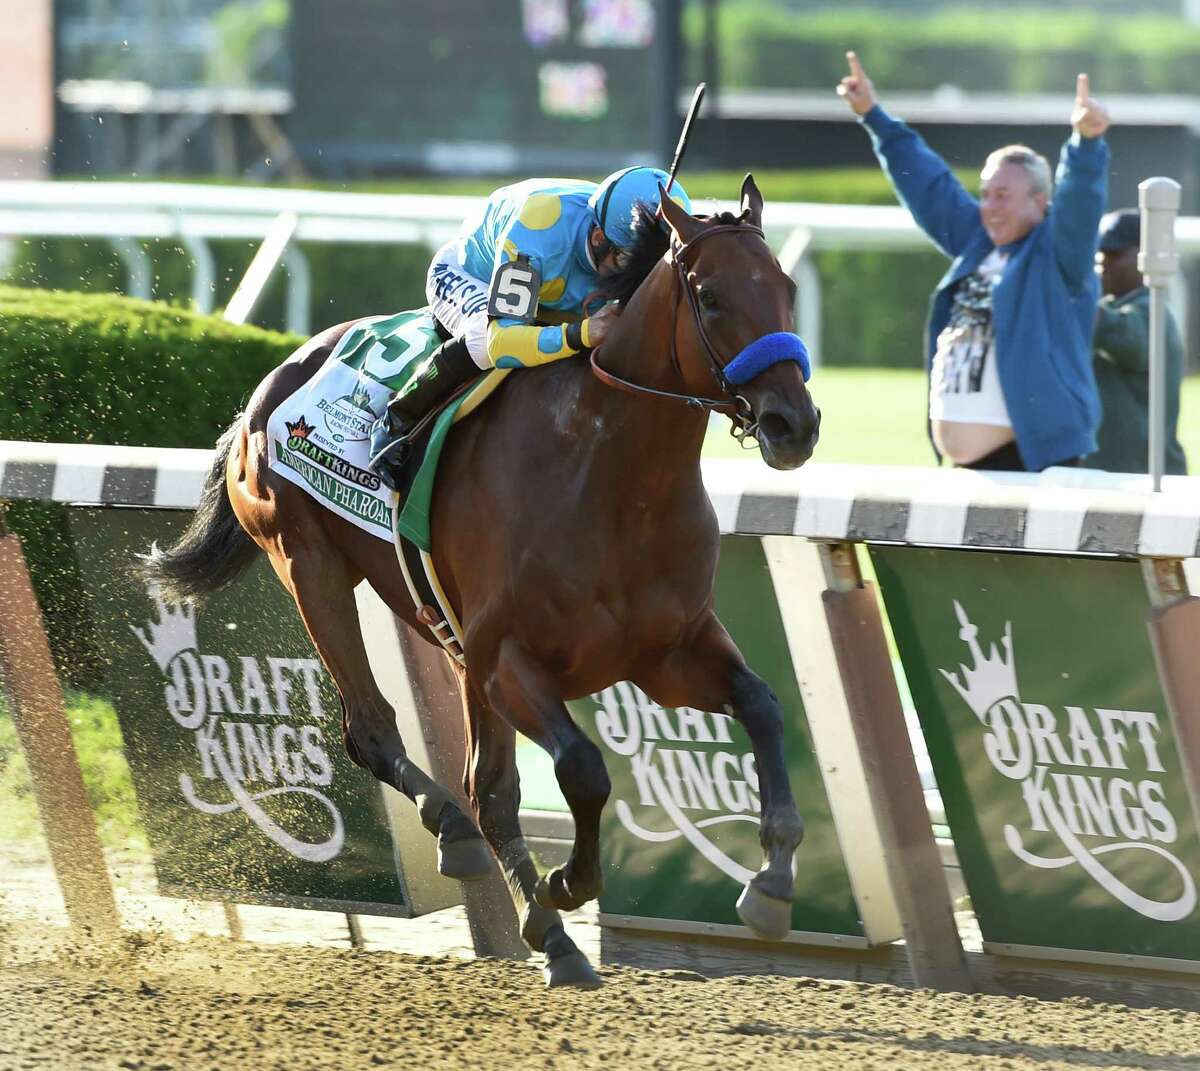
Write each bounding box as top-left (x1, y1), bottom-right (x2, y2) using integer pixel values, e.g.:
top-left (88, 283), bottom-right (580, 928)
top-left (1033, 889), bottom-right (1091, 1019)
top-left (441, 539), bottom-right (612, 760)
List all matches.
top-left (929, 249), bottom-right (1012, 427)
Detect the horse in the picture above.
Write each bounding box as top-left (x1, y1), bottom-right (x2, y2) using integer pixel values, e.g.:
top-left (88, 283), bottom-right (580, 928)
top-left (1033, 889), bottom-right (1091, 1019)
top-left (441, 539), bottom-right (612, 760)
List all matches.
top-left (143, 175), bottom-right (821, 988)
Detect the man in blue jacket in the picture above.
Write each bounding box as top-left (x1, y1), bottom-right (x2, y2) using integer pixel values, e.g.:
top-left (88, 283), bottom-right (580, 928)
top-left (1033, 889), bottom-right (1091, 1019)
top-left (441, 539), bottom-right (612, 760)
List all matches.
top-left (837, 53), bottom-right (1111, 471)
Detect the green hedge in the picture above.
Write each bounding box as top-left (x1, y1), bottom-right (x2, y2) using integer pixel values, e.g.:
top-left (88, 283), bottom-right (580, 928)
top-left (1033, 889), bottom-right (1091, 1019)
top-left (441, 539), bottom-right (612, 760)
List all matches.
top-left (5, 237), bottom-right (431, 348)
top-left (685, 4), bottom-right (1200, 95)
top-left (0, 285), bottom-right (300, 447)
top-left (0, 286), bottom-right (301, 688)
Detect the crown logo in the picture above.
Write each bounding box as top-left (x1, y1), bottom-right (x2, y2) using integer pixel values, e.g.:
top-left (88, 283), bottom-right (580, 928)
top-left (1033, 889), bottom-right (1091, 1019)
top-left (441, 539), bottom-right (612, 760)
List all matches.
top-left (349, 384), bottom-right (374, 413)
top-left (938, 600), bottom-right (1020, 719)
top-left (130, 575), bottom-right (198, 673)
top-left (285, 415), bottom-right (315, 440)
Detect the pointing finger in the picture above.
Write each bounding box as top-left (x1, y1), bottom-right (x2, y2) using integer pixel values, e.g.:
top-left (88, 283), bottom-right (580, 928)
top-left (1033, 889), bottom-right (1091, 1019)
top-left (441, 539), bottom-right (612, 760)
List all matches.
top-left (1076, 72), bottom-right (1089, 103)
top-left (847, 51), bottom-right (865, 79)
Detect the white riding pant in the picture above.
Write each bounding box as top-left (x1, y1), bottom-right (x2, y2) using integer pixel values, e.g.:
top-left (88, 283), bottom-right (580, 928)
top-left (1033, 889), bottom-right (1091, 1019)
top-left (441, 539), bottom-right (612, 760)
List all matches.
top-left (427, 240), bottom-right (491, 370)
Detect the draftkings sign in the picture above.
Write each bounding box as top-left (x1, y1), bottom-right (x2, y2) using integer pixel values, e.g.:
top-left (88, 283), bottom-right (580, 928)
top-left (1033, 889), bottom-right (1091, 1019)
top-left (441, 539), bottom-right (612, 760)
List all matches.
top-left (72, 509), bottom-right (407, 914)
top-left (873, 546), bottom-right (1200, 963)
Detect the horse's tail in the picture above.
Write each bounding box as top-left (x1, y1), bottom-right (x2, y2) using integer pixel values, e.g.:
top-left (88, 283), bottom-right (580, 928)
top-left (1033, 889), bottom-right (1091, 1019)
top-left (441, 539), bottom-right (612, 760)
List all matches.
top-left (138, 415), bottom-right (260, 601)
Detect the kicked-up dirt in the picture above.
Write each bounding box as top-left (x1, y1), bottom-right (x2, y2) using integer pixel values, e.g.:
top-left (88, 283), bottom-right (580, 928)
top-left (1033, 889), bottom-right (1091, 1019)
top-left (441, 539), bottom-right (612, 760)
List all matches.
top-left (2, 919), bottom-right (1199, 1071)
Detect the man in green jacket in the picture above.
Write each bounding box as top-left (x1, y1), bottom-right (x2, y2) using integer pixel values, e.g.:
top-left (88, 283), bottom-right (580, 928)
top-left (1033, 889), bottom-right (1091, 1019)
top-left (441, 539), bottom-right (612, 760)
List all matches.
top-left (1087, 208), bottom-right (1188, 474)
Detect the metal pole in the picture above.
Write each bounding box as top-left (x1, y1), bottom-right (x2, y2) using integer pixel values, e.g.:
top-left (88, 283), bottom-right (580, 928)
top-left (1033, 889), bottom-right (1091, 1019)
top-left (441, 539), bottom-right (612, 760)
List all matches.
top-left (702, 0), bottom-right (720, 114)
top-left (224, 211), bottom-right (299, 326)
top-left (1138, 177), bottom-right (1181, 492)
top-left (0, 509), bottom-right (121, 937)
top-left (177, 229), bottom-right (216, 315)
top-left (110, 236), bottom-right (153, 301)
top-left (702, 0), bottom-right (725, 164)
top-left (777, 227), bottom-right (821, 367)
top-left (652, 0), bottom-right (683, 168)
top-left (282, 242), bottom-right (312, 335)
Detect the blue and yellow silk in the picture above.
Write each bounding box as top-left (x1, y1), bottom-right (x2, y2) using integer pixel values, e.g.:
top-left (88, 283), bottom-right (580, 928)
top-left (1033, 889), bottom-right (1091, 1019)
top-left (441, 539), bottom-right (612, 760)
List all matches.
top-left (458, 179), bottom-right (602, 369)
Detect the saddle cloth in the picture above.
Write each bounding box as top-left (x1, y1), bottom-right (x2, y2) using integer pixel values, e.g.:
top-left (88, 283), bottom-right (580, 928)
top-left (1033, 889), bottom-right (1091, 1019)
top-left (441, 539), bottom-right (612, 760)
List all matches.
top-left (267, 309), bottom-right (507, 547)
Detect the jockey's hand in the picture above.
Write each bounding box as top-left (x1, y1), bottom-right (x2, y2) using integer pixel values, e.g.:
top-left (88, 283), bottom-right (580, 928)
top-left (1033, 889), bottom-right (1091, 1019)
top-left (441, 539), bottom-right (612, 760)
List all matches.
top-left (584, 303), bottom-right (622, 349)
top-left (836, 51), bottom-right (878, 117)
top-left (1070, 73), bottom-right (1110, 139)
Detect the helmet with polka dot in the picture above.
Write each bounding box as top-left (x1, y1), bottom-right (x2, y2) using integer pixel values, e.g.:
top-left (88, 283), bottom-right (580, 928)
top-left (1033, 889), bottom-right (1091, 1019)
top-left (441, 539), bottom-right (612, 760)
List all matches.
top-left (588, 166), bottom-right (693, 251)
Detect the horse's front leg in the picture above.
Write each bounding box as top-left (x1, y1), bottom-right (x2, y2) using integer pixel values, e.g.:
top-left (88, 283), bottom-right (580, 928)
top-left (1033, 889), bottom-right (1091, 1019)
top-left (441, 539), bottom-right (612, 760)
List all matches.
top-left (459, 677), bottom-right (600, 988)
top-left (481, 636), bottom-right (611, 914)
top-left (635, 614), bottom-right (804, 941)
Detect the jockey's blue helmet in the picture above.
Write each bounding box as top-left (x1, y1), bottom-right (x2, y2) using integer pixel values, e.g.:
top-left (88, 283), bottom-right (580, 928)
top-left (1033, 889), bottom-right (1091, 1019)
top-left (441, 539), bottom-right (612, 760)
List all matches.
top-left (588, 166), bottom-right (693, 250)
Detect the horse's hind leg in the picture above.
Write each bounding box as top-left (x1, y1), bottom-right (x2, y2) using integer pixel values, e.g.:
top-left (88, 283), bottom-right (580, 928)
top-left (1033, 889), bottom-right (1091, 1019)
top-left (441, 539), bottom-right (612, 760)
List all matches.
top-left (482, 638), bottom-right (610, 915)
top-left (636, 614), bottom-right (804, 942)
top-left (242, 486), bottom-right (491, 881)
top-left (460, 680), bottom-right (599, 988)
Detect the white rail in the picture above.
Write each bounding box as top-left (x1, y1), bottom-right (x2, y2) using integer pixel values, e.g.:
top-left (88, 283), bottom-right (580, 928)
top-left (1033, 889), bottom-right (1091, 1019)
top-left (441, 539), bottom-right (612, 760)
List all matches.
top-left (2, 439), bottom-right (1198, 558)
top-left (0, 181), bottom-right (1196, 353)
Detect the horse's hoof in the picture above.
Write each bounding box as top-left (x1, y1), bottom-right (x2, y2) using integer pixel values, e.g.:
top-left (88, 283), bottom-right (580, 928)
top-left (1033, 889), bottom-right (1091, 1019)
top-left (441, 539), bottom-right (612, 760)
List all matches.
top-left (543, 951), bottom-right (602, 989)
top-left (437, 835), bottom-right (492, 882)
top-left (534, 867), bottom-right (597, 911)
top-left (736, 882), bottom-right (792, 941)
top-left (534, 870), bottom-right (584, 911)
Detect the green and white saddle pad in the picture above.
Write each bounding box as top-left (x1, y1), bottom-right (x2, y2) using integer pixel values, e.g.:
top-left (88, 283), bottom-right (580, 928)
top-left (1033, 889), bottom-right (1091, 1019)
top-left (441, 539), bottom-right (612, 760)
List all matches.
top-left (266, 310), bottom-right (444, 542)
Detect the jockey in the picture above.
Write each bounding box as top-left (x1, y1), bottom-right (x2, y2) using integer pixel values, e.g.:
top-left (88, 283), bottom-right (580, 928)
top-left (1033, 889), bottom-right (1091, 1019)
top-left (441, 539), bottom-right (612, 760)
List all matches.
top-left (368, 166), bottom-right (692, 481)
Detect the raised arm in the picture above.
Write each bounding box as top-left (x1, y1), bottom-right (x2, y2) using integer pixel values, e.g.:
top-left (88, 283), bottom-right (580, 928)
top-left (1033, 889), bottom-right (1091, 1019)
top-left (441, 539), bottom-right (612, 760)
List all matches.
top-left (837, 51), bottom-right (980, 258)
top-left (1052, 74), bottom-right (1111, 294)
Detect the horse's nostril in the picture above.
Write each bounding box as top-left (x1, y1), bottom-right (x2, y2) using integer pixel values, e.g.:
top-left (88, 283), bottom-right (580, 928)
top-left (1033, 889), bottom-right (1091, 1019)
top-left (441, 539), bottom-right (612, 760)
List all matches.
top-left (758, 411), bottom-right (794, 444)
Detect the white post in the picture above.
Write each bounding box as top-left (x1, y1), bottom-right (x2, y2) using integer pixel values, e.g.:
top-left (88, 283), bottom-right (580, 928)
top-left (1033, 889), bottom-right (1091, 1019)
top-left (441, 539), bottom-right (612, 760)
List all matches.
top-left (224, 211), bottom-right (299, 326)
top-left (1138, 178), bottom-right (1181, 492)
top-left (777, 226), bottom-right (821, 367)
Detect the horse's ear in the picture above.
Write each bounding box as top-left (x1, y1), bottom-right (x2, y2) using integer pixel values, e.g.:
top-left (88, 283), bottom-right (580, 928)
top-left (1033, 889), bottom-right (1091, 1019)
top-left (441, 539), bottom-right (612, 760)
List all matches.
top-left (657, 182), bottom-right (703, 244)
top-left (741, 173), bottom-right (764, 228)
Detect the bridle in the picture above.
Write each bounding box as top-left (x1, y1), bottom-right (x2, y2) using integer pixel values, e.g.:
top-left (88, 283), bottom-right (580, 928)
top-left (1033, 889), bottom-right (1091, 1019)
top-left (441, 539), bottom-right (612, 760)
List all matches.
top-left (589, 221), bottom-right (768, 447)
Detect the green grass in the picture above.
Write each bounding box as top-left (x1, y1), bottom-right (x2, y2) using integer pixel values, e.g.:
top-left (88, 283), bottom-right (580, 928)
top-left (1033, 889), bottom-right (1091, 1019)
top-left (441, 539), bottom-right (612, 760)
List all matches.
top-left (0, 691), bottom-right (146, 852)
top-left (704, 367), bottom-right (935, 466)
top-left (703, 366), bottom-right (1200, 470)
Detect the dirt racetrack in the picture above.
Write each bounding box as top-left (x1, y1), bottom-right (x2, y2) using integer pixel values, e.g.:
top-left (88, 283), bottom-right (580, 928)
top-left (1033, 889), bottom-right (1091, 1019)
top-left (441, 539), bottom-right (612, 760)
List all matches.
top-left (3, 919), bottom-right (1200, 1071)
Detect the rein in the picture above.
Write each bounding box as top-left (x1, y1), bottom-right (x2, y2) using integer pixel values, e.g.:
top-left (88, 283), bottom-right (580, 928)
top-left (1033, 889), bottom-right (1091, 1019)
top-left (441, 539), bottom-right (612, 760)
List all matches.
top-left (589, 223), bottom-right (768, 445)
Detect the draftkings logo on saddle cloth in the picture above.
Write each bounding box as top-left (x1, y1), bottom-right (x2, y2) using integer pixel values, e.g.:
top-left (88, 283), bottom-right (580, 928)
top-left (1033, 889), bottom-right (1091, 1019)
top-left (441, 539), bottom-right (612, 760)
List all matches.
top-left (267, 309), bottom-right (505, 548)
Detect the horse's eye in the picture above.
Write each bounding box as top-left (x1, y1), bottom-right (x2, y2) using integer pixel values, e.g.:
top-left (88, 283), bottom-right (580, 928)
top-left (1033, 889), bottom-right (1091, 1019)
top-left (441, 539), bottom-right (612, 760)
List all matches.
top-left (698, 288), bottom-right (719, 311)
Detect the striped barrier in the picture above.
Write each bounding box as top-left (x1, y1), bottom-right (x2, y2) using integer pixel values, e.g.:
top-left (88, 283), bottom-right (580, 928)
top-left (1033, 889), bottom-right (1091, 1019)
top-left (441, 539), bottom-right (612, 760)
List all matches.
top-left (3, 442), bottom-right (1198, 558)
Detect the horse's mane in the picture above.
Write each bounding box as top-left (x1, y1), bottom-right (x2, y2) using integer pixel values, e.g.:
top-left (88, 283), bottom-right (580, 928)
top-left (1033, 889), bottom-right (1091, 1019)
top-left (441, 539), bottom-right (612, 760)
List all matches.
top-left (590, 204), bottom-right (749, 308)
top-left (705, 210), bottom-right (744, 226)
top-left (590, 203), bottom-right (669, 308)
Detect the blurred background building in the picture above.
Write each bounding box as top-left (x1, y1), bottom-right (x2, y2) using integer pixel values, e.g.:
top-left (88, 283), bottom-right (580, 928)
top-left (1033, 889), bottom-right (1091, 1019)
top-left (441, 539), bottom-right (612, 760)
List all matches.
top-left (1, 0), bottom-right (54, 178)
top-left (30, 0), bottom-right (1200, 212)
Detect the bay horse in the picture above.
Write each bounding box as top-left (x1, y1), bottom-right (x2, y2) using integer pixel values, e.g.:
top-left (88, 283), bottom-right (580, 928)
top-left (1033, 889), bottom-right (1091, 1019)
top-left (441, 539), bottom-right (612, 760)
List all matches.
top-left (144, 176), bottom-right (820, 988)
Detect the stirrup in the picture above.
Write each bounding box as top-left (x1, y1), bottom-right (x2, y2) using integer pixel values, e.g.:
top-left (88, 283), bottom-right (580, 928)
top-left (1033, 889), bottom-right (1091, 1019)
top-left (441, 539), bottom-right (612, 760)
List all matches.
top-left (388, 406), bottom-right (440, 447)
top-left (368, 418), bottom-right (414, 490)
top-left (372, 439), bottom-right (410, 483)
